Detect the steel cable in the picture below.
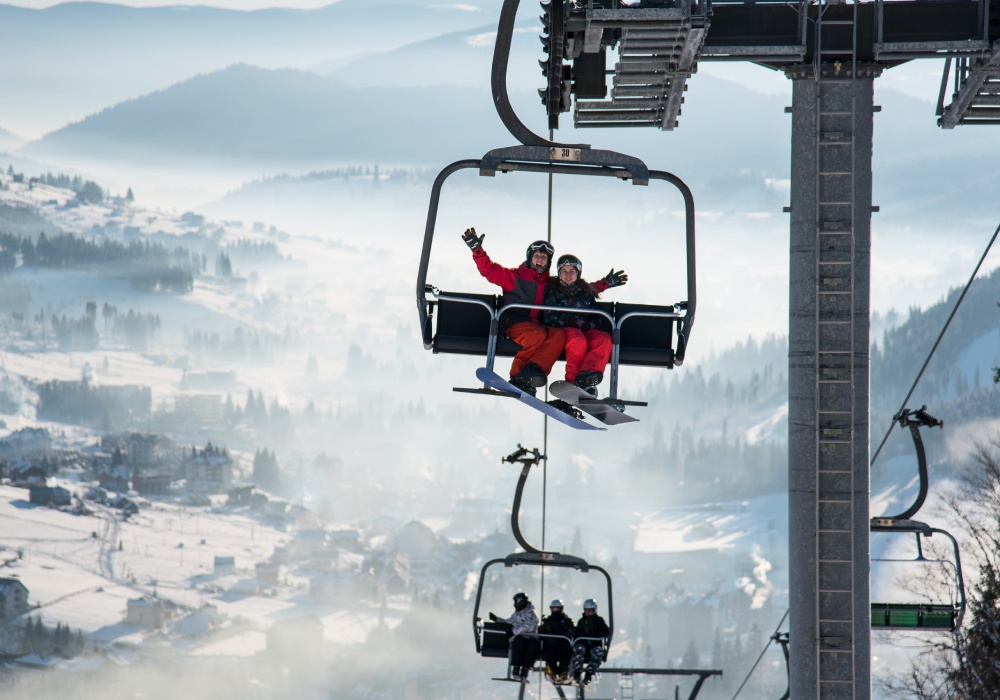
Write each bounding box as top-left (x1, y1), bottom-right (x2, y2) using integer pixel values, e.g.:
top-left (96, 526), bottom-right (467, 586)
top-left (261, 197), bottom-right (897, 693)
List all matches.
top-left (731, 608), bottom-right (789, 700)
top-left (870, 218), bottom-right (1000, 467)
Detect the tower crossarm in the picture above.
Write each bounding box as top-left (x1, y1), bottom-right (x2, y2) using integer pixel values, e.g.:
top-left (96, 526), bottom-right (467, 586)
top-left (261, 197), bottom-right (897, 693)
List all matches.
top-left (565, 1), bottom-right (711, 130)
top-left (938, 44), bottom-right (1000, 127)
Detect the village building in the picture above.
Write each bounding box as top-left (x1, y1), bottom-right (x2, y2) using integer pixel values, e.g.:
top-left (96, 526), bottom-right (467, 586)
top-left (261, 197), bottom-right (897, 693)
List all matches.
top-left (0, 427), bottom-right (51, 461)
top-left (8, 460), bottom-right (47, 487)
top-left (0, 577), bottom-right (29, 617)
top-left (125, 433), bottom-right (158, 471)
top-left (124, 598), bottom-right (172, 629)
top-left (185, 445), bottom-right (233, 494)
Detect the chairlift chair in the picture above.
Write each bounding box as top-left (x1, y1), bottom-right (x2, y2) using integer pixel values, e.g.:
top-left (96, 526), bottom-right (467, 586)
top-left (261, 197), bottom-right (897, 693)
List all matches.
top-left (473, 445), bottom-right (614, 680)
top-left (416, 144), bottom-right (697, 402)
top-left (869, 406), bottom-right (966, 631)
top-left (870, 517), bottom-right (966, 631)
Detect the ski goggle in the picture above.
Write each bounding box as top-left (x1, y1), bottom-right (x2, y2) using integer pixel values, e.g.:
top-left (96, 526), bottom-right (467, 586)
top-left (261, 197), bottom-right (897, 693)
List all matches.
top-left (527, 241), bottom-right (554, 257)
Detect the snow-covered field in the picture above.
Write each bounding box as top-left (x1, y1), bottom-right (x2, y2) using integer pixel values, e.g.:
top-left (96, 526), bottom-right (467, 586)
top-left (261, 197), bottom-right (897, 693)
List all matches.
top-left (0, 482), bottom-right (399, 651)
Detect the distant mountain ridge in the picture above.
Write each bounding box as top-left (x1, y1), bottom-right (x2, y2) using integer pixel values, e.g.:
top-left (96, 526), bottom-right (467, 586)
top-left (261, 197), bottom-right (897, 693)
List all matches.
top-left (19, 64), bottom-right (511, 167)
top-left (0, 0), bottom-right (498, 138)
top-left (0, 126), bottom-right (23, 152)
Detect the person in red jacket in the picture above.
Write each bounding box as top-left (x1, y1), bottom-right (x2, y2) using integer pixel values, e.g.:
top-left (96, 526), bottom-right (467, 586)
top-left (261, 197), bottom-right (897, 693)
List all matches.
top-left (462, 228), bottom-right (564, 396)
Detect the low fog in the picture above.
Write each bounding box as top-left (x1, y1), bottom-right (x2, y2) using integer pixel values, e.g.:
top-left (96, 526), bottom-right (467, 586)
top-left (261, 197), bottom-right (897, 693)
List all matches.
top-left (2, 2), bottom-right (1000, 699)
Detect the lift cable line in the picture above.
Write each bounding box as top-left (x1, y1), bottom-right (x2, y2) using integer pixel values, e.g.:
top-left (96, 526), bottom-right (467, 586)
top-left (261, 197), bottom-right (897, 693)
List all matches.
top-left (541, 128), bottom-right (554, 610)
top-left (870, 217), bottom-right (1000, 468)
top-left (730, 608), bottom-right (789, 700)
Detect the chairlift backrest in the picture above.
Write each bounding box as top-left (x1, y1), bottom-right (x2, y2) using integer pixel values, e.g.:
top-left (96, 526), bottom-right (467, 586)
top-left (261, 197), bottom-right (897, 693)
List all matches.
top-left (429, 293), bottom-right (679, 368)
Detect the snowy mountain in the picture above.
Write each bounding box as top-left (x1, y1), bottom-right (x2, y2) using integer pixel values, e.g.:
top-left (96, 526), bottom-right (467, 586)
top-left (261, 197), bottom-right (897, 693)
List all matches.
top-left (19, 65), bottom-right (508, 168)
top-left (0, 126), bottom-right (24, 153)
top-left (0, 0), bottom-right (498, 139)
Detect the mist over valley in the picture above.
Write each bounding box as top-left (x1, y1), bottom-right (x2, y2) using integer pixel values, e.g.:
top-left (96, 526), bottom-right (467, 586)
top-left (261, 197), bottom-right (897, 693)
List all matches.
top-left (1, 1), bottom-right (1000, 698)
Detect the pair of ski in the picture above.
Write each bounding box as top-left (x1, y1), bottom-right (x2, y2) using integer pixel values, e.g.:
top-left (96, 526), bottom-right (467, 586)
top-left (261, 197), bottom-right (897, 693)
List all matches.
top-left (458, 368), bottom-right (645, 430)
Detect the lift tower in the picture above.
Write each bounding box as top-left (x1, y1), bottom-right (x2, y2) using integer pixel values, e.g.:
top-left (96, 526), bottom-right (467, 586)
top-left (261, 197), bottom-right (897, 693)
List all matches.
top-left (536, 1), bottom-right (997, 698)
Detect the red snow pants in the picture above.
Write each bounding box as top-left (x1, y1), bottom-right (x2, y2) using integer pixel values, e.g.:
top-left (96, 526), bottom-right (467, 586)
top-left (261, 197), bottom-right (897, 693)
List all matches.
top-left (562, 328), bottom-right (612, 382)
top-left (507, 321), bottom-right (565, 378)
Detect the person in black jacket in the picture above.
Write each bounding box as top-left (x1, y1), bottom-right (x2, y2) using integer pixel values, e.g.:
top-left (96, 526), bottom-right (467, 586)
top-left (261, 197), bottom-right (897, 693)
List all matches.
top-left (571, 598), bottom-right (610, 685)
top-left (542, 254), bottom-right (627, 397)
top-left (538, 599), bottom-right (575, 682)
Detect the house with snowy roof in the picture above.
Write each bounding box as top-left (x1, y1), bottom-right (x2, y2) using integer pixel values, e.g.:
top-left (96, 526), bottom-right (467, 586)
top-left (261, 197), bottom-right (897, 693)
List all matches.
top-left (0, 427), bottom-right (51, 461)
top-left (125, 432), bottom-right (158, 471)
top-left (0, 577), bottom-right (29, 617)
top-left (124, 598), bottom-right (174, 629)
top-left (185, 445), bottom-right (233, 494)
top-left (9, 460), bottom-right (46, 487)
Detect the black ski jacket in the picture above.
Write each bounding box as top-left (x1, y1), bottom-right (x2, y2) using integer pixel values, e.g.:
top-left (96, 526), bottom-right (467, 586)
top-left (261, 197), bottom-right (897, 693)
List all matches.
top-left (574, 613), bottom-right (610, 644)
top-left (539, 610), bottom-right (575, 640)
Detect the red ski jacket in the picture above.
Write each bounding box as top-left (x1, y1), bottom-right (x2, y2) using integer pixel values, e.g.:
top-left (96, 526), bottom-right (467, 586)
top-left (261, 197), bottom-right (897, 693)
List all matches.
top-left (472, 247), bottom-right (549, 329)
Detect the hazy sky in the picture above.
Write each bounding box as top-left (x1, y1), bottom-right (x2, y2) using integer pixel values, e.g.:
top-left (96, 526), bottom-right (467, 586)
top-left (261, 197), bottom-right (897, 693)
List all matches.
top-left (2, 1), bottom-right (344, 8)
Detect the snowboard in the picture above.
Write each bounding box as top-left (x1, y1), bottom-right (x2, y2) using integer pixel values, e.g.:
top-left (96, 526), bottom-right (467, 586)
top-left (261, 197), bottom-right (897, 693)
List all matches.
top-left (549, 381), bottom-right (640, 425)
top-left (474, 368), bottom-right (605, 431)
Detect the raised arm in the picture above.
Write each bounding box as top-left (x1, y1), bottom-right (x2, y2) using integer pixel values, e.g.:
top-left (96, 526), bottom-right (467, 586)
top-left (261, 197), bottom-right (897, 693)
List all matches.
top-left (462, 227), bottom-right (517, 292)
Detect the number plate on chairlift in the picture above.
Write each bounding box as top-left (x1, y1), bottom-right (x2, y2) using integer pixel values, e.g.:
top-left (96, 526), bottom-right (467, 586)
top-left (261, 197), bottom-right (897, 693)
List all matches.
top-left (550, 147), bottom-right (582, 162)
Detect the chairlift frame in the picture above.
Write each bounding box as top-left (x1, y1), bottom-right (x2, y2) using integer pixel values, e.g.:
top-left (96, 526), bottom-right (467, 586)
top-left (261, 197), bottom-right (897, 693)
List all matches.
top-left (870, 517), bottom-right (966, 630)
top-left (472, 445), bottom-right (614, 677)
top-left (598, 667), bottom-right (724, 700)
top-left (870, 406), bottom-right (966, 631)
top-left (416, 145), bottom-right (697, 399)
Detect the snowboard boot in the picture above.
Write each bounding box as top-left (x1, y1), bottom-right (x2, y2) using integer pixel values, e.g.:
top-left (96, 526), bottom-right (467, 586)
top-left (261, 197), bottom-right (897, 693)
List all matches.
top-left (519, 362), bottom-right (548, 387)
top-left (509, 374), bottom-right (537, 396)
top-left (574, 370), bottom-right (603, 390)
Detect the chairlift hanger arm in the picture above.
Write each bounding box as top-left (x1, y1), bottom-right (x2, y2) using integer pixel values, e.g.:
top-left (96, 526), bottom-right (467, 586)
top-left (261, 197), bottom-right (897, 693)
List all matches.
top-left (492, 0), bottom-right (587, 148)
top-left (510, 447), bottom-right (544, 554)
top-left (878, 405), bottom-right (942, 521)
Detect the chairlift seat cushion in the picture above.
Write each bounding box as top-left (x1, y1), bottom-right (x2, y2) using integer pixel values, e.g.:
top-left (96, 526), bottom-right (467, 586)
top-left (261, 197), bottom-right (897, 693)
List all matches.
top-left (431, 293), bottom-right (677, 368)
top-left (482, 620), bottom-right (513, 658)
top-left (870, 603), bottom-right (957, 629)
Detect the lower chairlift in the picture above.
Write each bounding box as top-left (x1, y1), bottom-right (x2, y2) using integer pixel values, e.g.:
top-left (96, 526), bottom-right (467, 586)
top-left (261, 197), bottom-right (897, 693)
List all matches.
top-left (472, 446), bottom-right (722, 699)
top-left (870, 406), bottom-right (967, 631)
top-left (473, 445), bottom-right (612, 697)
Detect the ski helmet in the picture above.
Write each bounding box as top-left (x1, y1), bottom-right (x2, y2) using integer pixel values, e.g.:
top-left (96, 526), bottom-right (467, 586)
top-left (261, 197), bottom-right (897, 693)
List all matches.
top-left (513, 592), bottom-right (530, 610)
top-left (583, 598), bottom-right (598, 611)
top-left (549, 599), bottom-right (564, 609)
top-left (556, 254), bottom-right (582, 276)
top-left (526, 240), bottom-right (554, 270)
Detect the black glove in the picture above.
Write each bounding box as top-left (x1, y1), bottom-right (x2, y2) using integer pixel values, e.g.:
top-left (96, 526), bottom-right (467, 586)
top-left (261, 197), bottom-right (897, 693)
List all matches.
top-left (488, 612), bottom-right (498, 622)
top-left (604, 268), bottom-right (628, 287)
top-left (462, 227), bottom-right (485, 251)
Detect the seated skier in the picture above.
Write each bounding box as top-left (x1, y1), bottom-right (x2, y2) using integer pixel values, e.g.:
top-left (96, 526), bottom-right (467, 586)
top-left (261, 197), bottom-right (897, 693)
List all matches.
top-left (571, 598), bottom-right (611, 685)
top-left (462, 228), bottom-right (564, 396)
top-left (539, 598), bottom-right (575, 683)
top-left (542, 254), bottom-right (627, 397)
top-left (489, 591), bottom-right (540, 682)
